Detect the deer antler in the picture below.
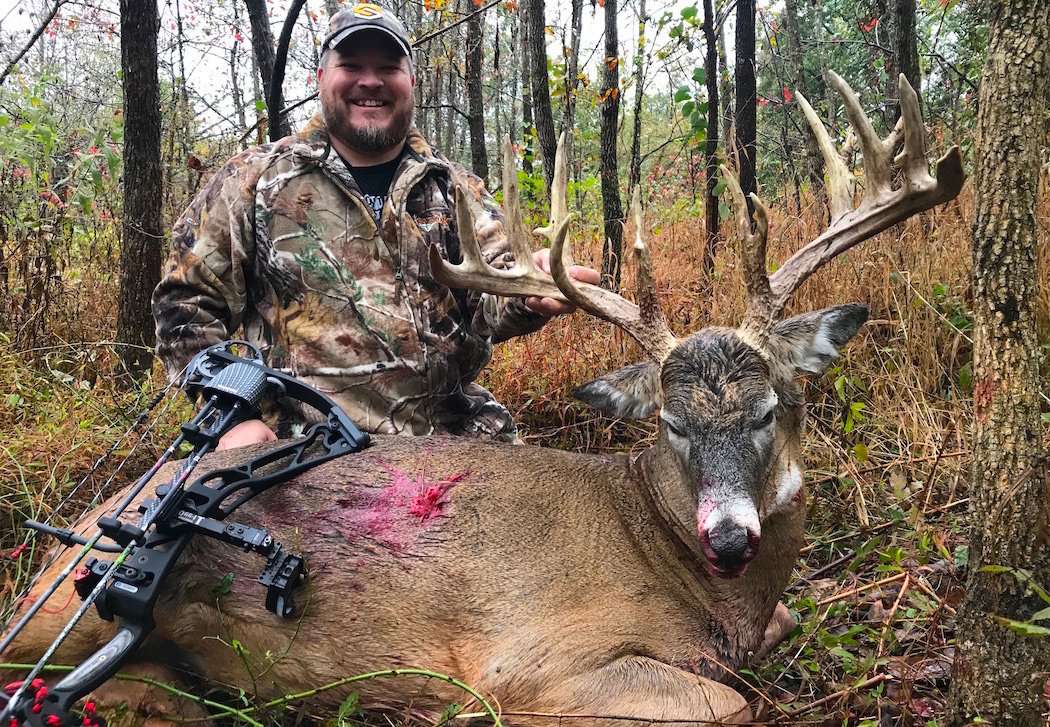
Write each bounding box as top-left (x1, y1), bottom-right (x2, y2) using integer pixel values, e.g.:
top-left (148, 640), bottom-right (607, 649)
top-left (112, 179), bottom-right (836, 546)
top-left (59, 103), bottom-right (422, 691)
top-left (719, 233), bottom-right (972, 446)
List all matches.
top-left (429, 133), bottom-right (677, 361)
top-left (724, 72), bottom-right (965, 341)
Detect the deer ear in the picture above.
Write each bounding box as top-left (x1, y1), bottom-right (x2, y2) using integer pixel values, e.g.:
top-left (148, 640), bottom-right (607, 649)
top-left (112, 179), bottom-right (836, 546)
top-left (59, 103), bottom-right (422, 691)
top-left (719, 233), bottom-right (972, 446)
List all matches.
top-left (573, 362), bottom-right (663, 419)
top-left (769, 304), bottom-right (869, 376)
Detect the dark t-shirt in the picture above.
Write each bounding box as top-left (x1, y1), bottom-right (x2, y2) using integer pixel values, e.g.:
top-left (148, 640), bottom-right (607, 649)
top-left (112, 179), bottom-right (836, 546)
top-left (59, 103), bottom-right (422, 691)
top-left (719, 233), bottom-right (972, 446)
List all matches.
top-left (340, 147), bottom-right (407, 223)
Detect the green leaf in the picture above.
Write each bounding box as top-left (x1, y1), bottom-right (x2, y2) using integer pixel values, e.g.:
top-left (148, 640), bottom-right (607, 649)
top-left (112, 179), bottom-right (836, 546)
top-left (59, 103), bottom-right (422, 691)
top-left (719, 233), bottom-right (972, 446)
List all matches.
top-left (692, 67), bottom-right (706, 84)
top-left (674, 86), bottom-right (691, 102)
top-left (255, 99), bottom-right (267, 113)
top-left (1031, 606), bottom-right (1050, 622)
top-left (954, 544), bottom-right (969, 568)
top-left (852, 443), bottom-right (869, 463)
top-left (0, 114), bottom-right (8, 128)
top-left (718, 201), bottom-right (731, 220)
top-left (212, 572), bottom-right (235, 598)
top-left (436, 703), bottom-right (463, 726)
top-left (669, 24), bottom-right (682, 39)
top-left (335, 692), bottom-right (361, 725)
top-left (712, 178), bottom-right (727, 196)
top-left (993, 616), bottom-right (1050, 637)
top-left (979, 564), bottom-right (1014, 574)
top-left (681, 101), bottom-right (695, 117)
top-left (680, 5), bottom-right (697, 19)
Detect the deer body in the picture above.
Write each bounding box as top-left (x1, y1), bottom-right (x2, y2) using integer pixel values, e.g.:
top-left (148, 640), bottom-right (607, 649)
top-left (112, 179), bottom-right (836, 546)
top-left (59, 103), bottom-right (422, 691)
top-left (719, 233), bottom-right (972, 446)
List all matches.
top-left (8, 427), bottom-right (805, 722)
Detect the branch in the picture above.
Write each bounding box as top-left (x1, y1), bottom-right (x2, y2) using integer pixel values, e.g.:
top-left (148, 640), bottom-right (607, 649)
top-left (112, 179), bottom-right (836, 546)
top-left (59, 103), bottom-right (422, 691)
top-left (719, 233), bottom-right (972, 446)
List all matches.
top-left (417, 102), bottom-right (471, 121)
top-left (0, 0), bottom-right (68, 87)
top-left (412, 0), bottom-right (502, 46)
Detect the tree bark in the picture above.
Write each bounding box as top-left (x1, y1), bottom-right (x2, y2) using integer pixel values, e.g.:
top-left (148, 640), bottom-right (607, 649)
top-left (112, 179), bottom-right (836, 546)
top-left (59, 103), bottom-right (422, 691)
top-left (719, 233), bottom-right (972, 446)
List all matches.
top-left (465, 11), bottom-right (489, 183)
top-left (598, 0), bottom-right (623, 290)
top-left (734, 0), bottom-right (757, 214)
top-left (521, 13), bottom-right (534, 174)
top-left (948, 2), bottom-right (1050, 724)
top-left (527, 0), bottom-right (557, 201)
top-left (701, 0), bottom-right (719, 275)
top-left (244, 0), bottom-right (290, 140)
top-left (117, 0), bottom-right (163, 377)
top-left (627, 0), bottom-right (647, 197)
top-left (562, 0), bottom-right (583, 206)
top-left (892, 0), bottom-right (921, 119)
top-left (781, 0), bottom-right (824, 200)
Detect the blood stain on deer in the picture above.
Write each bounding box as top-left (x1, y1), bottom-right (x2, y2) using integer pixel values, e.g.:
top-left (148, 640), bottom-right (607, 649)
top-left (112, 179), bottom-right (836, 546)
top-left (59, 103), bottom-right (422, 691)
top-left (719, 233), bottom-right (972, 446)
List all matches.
top-left (317, 460), bottom-right (469, 552)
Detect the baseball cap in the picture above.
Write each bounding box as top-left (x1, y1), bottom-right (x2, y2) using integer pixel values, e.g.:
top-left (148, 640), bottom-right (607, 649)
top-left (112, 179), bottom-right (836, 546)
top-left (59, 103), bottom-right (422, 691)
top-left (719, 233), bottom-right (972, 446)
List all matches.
top-left (322, 4), bottom-right (412, 59)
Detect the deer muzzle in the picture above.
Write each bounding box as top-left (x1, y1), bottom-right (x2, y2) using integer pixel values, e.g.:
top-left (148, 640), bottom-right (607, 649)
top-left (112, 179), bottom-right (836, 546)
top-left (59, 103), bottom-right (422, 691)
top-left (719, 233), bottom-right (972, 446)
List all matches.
top-left (697, 500), bottom-right (761, 578)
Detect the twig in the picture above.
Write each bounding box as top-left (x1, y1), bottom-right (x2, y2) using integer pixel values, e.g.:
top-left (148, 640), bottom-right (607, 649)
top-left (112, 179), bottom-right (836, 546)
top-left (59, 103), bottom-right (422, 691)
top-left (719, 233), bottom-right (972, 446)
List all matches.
top-left (801, 498), bottom-right (970, 554)
top-left (783, 674), bottom-right (888, 717)
top-left (876, 573), bottom-right (910, 658)
top-left (816, 571), bottom-right (907, 607)
top-left (412, 0), bottom-right (502, 46)
top-left (913, 573), bottom-right (956, 616)
top-left (0, 0), bottom-right (68, 87)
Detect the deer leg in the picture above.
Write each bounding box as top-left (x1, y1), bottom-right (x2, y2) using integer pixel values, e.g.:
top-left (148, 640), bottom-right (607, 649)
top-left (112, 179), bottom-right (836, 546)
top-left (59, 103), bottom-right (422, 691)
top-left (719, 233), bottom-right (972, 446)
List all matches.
top-left (755, 601), bottom-right (796, 660)
top-left (533, 656), bottom-right (751, 726)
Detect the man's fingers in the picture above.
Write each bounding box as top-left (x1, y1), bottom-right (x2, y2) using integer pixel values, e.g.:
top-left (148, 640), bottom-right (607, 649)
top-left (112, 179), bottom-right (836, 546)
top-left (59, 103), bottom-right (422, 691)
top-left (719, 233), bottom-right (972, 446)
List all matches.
top-left (568, 264), bottom-right (601, 284)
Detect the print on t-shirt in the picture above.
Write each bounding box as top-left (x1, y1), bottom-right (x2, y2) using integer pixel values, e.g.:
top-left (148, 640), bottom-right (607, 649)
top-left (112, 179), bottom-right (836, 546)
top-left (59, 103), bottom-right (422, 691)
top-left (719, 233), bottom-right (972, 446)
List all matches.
top-left (340, 148), bottom-right (406, 224)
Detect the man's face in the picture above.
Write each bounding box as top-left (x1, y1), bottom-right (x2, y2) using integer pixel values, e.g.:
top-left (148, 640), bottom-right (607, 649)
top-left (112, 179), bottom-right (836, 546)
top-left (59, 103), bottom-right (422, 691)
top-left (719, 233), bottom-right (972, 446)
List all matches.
top-left (318, 33), bottom-right (415, 157)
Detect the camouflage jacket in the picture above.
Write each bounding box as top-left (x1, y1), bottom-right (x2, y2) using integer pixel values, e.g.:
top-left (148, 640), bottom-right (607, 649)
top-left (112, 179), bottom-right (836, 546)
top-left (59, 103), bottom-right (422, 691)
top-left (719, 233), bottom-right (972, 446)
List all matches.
top-left (153, 116), bottom-right (548, 441)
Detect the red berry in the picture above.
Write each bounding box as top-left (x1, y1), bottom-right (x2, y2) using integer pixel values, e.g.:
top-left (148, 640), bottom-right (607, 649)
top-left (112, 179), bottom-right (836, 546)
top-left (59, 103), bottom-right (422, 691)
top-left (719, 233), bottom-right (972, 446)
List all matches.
top-left (46, 716), bottom-right (62, 726)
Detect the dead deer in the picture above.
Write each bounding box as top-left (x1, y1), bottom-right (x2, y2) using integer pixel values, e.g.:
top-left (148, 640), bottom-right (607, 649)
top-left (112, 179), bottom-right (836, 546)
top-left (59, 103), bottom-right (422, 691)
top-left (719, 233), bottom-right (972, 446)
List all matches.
top-left (3, 73), bottom-right (961, 725)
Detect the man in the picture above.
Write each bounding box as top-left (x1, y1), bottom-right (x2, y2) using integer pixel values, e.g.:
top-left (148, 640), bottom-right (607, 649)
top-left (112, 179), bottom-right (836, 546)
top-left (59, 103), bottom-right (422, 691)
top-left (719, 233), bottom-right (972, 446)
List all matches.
top-left (152, 4), bottom-right (598, 448)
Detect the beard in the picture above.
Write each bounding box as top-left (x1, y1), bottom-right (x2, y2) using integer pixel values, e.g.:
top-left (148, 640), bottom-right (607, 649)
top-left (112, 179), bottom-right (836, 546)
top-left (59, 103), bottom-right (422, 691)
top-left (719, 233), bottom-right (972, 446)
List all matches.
top-left (323, 98), bottom-right (414, 157)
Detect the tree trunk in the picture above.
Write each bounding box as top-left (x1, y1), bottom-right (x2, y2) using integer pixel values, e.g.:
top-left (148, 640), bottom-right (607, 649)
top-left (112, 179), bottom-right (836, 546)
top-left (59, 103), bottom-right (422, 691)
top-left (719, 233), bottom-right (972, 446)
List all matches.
top-left (716, 0), bottom-right (732, 153)
top-left (626, 0), bottom-right (646, 197)
top-left (563, 0), bottom-right (583, 207)
top-left (781, 0), bottom-right (824, 200)
top-left (892, 0), bottom-right (921, 119)
top-left (948, 2), bottom-right (1050, 724)
top-left (734, 0), bottom-right (757, 214)
top-left (244, 0), bottom-right (290, 140)
top-left (527, 0), bottom-right (558, 201)
top-left (521, 13), bottom-right (534, 175)
top-left (701, 0), bottom-right (719, 275)
top-left (598, 0), bottom-right (623, 290)
top-left (465, 11), bottom-right (489, 183)
top-left (117, 0), bottom-right (163, 377)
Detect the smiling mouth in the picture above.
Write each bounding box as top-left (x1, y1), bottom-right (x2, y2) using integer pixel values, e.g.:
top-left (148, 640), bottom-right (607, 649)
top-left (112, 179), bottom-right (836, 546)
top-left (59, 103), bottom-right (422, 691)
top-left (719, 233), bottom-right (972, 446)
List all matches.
top-left (352, 99), bottom-right (387, 108)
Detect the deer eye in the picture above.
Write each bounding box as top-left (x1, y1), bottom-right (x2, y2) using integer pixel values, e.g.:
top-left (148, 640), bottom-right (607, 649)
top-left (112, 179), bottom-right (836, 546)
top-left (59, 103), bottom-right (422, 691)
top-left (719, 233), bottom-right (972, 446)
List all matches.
top-left (661, 416), bottom-right (687, 439)
top-left (753, 409), bottom-right (775, 430)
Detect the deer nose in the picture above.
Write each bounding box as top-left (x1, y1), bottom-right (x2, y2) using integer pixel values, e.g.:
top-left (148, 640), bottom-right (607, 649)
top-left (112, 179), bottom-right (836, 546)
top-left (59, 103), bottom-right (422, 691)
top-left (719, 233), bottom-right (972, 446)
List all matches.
top-left (702, 520), bottom-right (760, 576)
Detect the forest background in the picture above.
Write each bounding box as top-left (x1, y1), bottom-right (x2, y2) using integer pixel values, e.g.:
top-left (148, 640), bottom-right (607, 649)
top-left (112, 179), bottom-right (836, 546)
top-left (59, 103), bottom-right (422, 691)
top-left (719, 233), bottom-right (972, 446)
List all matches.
top-left (0, 0), bottom-right (1047, 723)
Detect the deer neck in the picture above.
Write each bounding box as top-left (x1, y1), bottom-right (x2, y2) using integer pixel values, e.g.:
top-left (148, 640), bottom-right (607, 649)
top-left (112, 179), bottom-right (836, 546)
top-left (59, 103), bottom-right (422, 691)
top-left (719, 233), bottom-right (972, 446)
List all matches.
top-left (627, 438), bottom-right (783, 663)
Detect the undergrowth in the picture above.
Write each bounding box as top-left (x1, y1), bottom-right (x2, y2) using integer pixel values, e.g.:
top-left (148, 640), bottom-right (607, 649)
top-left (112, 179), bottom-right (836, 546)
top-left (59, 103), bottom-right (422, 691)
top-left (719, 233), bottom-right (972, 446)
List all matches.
top-left (0, 181), bottom-right (1048, 725)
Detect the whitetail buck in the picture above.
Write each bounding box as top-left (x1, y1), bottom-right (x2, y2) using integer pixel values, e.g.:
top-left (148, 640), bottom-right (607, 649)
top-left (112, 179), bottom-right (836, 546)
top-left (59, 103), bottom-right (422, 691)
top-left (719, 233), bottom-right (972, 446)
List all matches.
top-left (3, 73), bottom-right (961, 724)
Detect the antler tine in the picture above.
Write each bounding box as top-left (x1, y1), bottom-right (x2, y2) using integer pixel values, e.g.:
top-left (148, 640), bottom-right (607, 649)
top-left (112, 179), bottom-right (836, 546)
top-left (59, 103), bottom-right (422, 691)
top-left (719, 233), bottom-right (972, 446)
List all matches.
top-left (720, 164), bottom-right (776, 338)
top-left (796, 89), bottom-right (855, 222)
top-left (501, 136), bottom-right (541, 270)
top-left (826, 70), bottom-right (894, 203)
top-left (763, 71), bottom-right (965, 314)
top-left (534, 131), bottom-right (571, 244)
top-left (548, 183), bottom-right (677, 361)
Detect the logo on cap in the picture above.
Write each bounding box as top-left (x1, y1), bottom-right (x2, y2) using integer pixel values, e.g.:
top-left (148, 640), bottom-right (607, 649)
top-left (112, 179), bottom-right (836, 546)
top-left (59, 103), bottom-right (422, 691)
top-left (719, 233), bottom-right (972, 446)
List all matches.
top-left (351, 3), bottom-right (384, 18)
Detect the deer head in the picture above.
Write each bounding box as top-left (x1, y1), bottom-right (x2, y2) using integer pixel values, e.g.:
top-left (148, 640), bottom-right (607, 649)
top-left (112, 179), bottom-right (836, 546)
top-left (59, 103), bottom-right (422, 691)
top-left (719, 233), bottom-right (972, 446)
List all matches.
top-left (431, 73), bottom-right (963, 579)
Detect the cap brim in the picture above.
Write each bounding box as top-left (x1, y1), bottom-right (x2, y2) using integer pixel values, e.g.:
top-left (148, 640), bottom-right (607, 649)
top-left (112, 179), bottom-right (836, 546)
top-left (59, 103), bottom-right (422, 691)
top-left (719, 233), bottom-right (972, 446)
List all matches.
top-left (325, 25), bottom-right (411, 59)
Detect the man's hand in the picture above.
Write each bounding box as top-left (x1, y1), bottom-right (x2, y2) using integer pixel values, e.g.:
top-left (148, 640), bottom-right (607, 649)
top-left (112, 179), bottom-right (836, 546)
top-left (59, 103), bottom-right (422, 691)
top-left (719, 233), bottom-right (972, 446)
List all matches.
top-left (524, 248), bottom-right (601, 316)
top-left (217, 419), bottom-right (277, 451)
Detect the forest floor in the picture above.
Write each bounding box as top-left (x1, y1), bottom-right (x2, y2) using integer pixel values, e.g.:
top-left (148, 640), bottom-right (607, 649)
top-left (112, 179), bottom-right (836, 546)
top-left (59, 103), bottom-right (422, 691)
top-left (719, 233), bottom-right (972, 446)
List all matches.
top-left (1, 186), bottom-right (1048, 725)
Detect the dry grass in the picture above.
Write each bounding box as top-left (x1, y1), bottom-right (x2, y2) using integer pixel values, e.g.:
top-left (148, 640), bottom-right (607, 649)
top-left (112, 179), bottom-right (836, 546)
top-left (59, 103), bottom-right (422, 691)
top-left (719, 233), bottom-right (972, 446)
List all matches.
top-left (0, 178), bottom-right (1047, 724)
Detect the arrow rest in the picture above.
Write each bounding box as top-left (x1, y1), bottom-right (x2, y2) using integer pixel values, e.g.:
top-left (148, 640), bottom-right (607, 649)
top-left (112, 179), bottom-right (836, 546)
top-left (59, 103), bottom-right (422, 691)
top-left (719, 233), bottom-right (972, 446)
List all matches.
top-left (0, 341), bottom-right (370, 726)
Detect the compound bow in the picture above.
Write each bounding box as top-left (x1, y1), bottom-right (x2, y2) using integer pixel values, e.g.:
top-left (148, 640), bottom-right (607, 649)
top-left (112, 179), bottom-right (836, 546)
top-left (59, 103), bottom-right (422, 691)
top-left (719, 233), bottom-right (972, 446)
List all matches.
top-left (0, 341), bottom-right (370, 727)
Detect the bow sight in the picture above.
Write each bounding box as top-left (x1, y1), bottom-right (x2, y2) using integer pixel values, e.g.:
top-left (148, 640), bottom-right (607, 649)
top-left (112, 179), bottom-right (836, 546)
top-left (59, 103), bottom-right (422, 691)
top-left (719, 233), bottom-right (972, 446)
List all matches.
top-left (0, 342), bottom-right (370, 727)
